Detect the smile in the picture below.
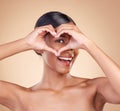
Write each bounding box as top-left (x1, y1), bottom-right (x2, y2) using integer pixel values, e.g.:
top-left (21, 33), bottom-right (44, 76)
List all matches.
top-left (57, 54), bottom-right (75, 66)
top-left (58, 56), bottom-right (73, 61)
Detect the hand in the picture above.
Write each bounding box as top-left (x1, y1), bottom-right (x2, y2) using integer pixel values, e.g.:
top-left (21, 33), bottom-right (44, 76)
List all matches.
top-left (56, 24), bottom-right (89, 54)
top-left (25, 25), bottom-right (57, 55)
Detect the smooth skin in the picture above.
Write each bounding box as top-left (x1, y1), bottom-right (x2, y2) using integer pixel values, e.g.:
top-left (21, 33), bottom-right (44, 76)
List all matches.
top-left (0, 24), bottom-right (120, 111)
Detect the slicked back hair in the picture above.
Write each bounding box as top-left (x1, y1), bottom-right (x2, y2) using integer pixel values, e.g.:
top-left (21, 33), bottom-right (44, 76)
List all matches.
top-left (35, 11), bottom-right (76, 28)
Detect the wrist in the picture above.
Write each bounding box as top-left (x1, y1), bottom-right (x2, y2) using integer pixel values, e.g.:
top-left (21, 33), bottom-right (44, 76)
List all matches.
top-left (21, 37), bottom-right (33, 51)
top-left (24, 34), bottom-right (38, 50)
top-left (82, 39), bottom-right (95, 52)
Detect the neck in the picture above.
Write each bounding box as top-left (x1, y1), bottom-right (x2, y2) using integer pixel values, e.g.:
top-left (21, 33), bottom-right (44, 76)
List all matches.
top-left (40, 65), bottom-right (71, 91)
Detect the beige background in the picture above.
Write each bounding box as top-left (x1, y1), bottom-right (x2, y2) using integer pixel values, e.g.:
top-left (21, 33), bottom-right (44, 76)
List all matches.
top-left (0, 0), bottom-right (120, 111)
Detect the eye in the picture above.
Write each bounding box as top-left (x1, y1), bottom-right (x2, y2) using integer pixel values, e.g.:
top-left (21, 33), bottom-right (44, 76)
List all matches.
top-left (55, 39), bottom-right (65, 44)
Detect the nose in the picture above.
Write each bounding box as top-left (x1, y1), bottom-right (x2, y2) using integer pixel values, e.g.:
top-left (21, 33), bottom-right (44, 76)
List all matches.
top-left (60, 49), bottom-right (74, 57)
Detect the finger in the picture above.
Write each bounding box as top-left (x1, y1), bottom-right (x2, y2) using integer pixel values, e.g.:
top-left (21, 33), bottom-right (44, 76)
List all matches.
top-left (56, 24), bottom-right (75, 33)
top-left (57, 26), bottom-right (73, 34)
top-left (56, 29), bottom-right (74, 38)
top-left (45, 25), bottom-right (57, 36)
top-left (35, 26), bottom-right (56, 37)
top-left (45, 46), bottom-right (58, 56)
top-left (57, 45), bottom-right (70, 56)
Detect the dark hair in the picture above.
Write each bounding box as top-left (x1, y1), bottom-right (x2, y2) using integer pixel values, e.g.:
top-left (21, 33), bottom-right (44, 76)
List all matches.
top-left (35, 11), bottom-right (76, 28)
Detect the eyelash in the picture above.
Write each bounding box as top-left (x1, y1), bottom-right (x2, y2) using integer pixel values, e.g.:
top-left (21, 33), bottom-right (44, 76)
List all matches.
top-left (55, 39), bottom-right (65, 43)
top-left (55, 39), bottom-right (65, 44)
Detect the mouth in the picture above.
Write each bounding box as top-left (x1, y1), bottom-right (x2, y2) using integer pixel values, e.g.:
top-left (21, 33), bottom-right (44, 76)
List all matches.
top-left (57, 54), bottom-right (74, 66)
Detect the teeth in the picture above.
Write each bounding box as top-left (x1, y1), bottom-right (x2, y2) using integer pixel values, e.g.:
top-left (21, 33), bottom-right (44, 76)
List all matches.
top-left (58, 57), bottom-right (72, 61)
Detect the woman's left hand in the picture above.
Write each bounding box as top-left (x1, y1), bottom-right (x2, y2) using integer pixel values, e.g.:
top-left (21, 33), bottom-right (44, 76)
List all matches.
top-left (56, 24), bottom-right (90, 54)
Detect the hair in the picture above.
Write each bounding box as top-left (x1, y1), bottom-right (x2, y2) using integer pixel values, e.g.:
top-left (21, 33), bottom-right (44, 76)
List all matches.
top-left (35, 11), bottom-right (76, 28)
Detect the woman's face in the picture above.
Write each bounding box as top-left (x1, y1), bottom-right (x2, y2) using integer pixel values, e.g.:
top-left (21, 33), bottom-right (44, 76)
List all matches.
top-left (42, 25), bottom-right (79, 74)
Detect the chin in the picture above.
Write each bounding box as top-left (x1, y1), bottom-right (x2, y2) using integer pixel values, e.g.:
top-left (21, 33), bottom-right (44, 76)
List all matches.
top-left (56, 68), bottom-right (71, 75)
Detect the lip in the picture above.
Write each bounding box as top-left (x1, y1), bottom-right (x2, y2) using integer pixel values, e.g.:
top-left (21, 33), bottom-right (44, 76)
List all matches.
top-left (56, 49), bottom-right (76, 67)
top-left (57, 56), bottom-right (74, 67)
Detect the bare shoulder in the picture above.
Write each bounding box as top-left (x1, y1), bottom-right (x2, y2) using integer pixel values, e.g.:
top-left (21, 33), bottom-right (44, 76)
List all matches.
top-left (69, 75), bottom-right (108, 91)
top-left (0, 80), bottom-right (29, 109)
top-left (70, 75), bottom-right (106, 84)
top-left (0, 80), bottom-right (29, 91)
top-left (89, 77), bottom-right (108, 87)
top-left (84, 76), bottom-right (109, 91)
top-left (0, 80), bottom-right (30, 99)
top-left (69, 75), bottom-right (99, 88)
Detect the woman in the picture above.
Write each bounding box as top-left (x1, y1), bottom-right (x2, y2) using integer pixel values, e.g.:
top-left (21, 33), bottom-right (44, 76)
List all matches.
top-left (0, 11), bottom-right (120, 111)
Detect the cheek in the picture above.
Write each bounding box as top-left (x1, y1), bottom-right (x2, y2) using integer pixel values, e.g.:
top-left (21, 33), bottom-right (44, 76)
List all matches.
top-left (74, 49), bottom-right (79, 58)
top-left (42, 52), bottom-right (56, 65)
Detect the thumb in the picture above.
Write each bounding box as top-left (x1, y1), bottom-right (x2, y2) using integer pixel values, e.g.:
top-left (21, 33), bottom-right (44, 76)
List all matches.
top-left (57, 45), bottom-right (70, 56)
top-left (46, 46), bottom-right (58, 56)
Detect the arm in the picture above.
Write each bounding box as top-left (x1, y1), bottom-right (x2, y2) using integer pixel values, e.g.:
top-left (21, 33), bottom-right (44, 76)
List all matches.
top-left (57, 24), bottom-right (120, 103)
top-left (85, 41), bottom-right (120, 103)
top-left (0, 25), bottom-right (57, 60)
top-left (0, 25), bottom-right (57, 107)
top-left (0, 38), bottom-right (30, 60)
top-left (84, 40), bottom-right (120, 95)
top-left (0, 80), bottom-right (20, 108)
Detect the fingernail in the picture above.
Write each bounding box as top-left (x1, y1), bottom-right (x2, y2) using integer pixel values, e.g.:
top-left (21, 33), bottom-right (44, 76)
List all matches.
top-left (55, 34), bottom-right (59, 38)
top-left (52, 32), bottom-right (57, 36)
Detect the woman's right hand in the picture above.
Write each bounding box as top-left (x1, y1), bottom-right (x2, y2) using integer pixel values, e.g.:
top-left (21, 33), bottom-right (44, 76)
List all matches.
top-left (25, 25), bottom-right (57, 55)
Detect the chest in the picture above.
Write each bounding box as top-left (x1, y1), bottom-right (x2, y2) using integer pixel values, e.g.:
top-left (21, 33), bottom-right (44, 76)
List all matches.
top-left (16, 88), bottom-right (96, 111)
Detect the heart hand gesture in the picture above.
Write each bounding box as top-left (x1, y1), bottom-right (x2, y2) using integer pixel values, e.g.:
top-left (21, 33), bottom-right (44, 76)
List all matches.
top-left (25, 24), bottom-right (90, 56)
